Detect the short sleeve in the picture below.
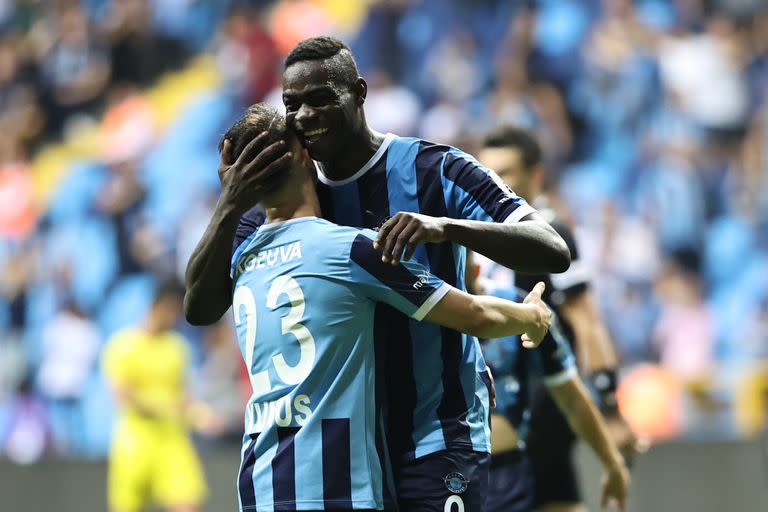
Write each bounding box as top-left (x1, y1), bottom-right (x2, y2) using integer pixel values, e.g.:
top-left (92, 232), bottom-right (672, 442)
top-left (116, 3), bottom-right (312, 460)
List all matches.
top-left (346, 230), bottom-right (449, 320)
top-left (536, 329), bottom-right (578, 387)
top-left (440, 148), bottom-right (537, 223)
top-left (548, 221), bottom-right (589, 298)
top-left (231, 205), bottom-right (266, 278)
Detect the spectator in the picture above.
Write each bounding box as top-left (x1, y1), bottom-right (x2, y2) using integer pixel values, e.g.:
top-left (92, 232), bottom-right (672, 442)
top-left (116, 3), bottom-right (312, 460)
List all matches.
top-left (37, 3), bottom-right (110, 134)
top-left (37, 303), bottom-right (100, 456)
top-left (214, 6), bottom-right (280, 105)
top-left (104, 0), bottom-right (189, 87)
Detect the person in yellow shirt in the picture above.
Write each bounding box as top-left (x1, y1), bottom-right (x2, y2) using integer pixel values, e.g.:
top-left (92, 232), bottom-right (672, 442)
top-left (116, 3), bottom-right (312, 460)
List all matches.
top-left (103, 284), bottom-right (213, 512)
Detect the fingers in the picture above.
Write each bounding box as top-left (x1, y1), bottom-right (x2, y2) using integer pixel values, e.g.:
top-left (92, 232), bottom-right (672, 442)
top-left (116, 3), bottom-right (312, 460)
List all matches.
top-left (376, 215), bottom-right (409, 263)
top-left (388, 223), bottom-right (420, 265)
top-left (373, 215), bottom-right (398, 251)
top-left (521, 334), bottom-right (536, 349)
top-left (252, 152), bottom-right (293, 190)
top-left (242, 139), bottom-right (288, 177)
top-left (531, 281), bottom-right (546, 299)
top-left (402, 238), bottom-right (419, 262)
top-left (220, 138), bottom-right (233, 166)
top-left (234, 131), bottom-right (272, 167)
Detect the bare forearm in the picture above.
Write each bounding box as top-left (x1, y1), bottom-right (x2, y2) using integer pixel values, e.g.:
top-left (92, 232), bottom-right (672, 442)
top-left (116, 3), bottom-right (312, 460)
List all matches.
top-left (564, 292), bottom-right (620, 372)
top-left (472, 295), bottom-right (540, 339)
top-left (183, 200), bottom-right (241, 325)
top-left (424, 289), bottom-right (545, 341)
top-left (442, 217), bottom-right (570, 274)
top-left (551, 378), bottom-right (624, 471)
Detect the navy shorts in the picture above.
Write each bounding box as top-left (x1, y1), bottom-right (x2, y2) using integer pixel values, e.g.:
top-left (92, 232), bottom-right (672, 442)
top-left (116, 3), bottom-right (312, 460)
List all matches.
top-left (485, 450), bottom-right (534, 512)
top-left (396, 449), bottom-right (490, 512)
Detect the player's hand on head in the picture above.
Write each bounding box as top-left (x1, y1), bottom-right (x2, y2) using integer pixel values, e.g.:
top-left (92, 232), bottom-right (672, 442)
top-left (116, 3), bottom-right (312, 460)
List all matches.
top-left (373, 212), bottom-right (448, 265)
top-left (218, 132), bottom-right (293, 212)
top-left (601, 462), bottom-right (630, 511)
top-left (521, 282), bottom-right (550, 349)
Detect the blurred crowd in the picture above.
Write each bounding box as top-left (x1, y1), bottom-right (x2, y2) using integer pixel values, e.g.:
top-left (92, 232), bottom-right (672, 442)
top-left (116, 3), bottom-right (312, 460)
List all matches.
top-left (0, 0), bottom-right (767, 462)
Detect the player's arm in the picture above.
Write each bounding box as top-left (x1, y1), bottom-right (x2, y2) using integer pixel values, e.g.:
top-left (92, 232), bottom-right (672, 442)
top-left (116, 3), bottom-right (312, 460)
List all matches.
top-left (548, 376), bottom-right (630, 511)
top-left (184, 133), bottom-right (291, 325)
top-left (374, 151), bottom-right (570, 273)
top-left (348, 231), bottom-right (549, 346)
top-left (424, 283), bottom-right (550, 348)
top-left (376, 212), bottom-right (569, 274)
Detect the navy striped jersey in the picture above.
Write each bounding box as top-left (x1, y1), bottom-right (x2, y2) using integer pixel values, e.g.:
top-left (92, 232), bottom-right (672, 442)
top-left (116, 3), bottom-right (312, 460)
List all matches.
top-left (234, 134), bottom-right (537, 462)
top-left (479, 286), bottom-right (577, 441)
top-left (231, 217), bottom-right (448, 512)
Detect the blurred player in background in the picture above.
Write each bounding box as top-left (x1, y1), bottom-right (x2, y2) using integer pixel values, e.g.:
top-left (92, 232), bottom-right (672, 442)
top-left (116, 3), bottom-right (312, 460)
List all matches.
top-left (185, 36), bottom-right (571, 512)
top-left (103, 284), bottom-right (217, 512)
top-left (474, 127), bottom-right (635, 512)
top-left (205, 103), bottom-right (552, 511)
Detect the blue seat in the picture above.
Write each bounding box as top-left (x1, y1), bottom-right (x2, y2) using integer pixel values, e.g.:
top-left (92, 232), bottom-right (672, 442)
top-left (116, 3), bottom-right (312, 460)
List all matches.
top-left (97, 274), bottom-right (155, 338)
top-left (47, 162), bottom-right (107, 226)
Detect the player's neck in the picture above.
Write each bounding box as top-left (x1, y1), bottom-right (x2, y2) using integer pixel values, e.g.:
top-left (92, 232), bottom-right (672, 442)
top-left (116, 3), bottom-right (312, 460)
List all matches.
top-left (263, 179), bottom-right (321, 224)
top-left (322, 126), bottom-right (384, 181)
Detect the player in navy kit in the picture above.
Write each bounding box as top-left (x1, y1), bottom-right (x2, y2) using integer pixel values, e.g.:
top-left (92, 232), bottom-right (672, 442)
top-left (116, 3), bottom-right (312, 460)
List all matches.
top-left (192, 103), bottom-right (553, 511)
top-left (184, 37), bottom-right (570, 512)
top-left (474, 127), bottom-right (633, 512)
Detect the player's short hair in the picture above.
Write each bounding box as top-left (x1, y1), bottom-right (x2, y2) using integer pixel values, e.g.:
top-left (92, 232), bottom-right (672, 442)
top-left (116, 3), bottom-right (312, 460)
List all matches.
top-left (484, 126), bottom-right (542, 172)
top-left (284, 36), bottom-right (359, 87)
top-left (220, 103), bottom-right (286, 162)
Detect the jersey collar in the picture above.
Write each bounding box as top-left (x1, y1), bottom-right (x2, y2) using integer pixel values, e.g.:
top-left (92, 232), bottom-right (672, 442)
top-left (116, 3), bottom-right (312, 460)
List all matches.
top-left (315, 132), bottom-right (395, 187)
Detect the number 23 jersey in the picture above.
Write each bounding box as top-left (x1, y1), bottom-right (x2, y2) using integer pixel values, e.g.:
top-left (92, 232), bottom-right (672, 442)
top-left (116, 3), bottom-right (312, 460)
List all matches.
top-left (230, 216), bottom-right (448, 512)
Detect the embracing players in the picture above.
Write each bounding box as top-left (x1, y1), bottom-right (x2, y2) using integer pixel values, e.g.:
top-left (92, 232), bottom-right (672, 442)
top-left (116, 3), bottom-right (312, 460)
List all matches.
top-left (185, 37), bottom-right (570, 512)
top-left (193, 102), bottom-right (552, 511)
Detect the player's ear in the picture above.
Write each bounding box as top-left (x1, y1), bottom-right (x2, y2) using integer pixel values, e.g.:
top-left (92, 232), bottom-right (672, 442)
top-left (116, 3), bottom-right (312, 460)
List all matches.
top-left (353, 77), bottom-right (367, 105)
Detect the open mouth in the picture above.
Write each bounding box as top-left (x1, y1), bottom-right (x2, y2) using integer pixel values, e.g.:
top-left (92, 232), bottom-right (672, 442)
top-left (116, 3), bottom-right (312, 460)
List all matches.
top-left (302, 127), bottom-right (329, 144)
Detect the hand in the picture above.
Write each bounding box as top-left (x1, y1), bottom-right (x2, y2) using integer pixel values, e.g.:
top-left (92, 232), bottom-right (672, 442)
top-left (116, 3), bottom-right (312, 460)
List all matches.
top-left (605, 414), bottom-right (649, 467)
top-left (601, 462), bottom-right (630, 511)
top-left (521, 282), bottom-right (550, 348)
top-left (373, 212), bottom-right (448, 265)
top-left (218, 132), bottom-right (293, 213)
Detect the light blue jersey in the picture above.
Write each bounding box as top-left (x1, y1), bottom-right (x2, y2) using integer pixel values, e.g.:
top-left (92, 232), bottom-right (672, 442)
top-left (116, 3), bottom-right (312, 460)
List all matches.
top-left (230, 217), bottom-right (448, 512)
top-left (236, 134), bottom-right (537, 462)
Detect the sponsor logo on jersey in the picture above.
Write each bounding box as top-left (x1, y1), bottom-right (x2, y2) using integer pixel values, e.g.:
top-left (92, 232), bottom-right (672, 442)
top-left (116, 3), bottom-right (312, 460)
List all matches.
top-left (444, 472), bottom-right (469, 494)
top-left (238, 241), bottom-right (302, 274)
top-left (413, 270), bottom-right (432, 290)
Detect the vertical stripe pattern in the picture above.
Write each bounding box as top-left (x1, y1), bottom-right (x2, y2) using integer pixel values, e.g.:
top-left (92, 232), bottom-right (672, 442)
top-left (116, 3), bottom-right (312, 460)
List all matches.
top-left (272, 427), bottom-right (300, 511)
top-left (238, 434), bottom-right (258, 511)
top-left (416, 142), bottom-right (472, 448)
top-left (322, 418), bottom-right (353, 509)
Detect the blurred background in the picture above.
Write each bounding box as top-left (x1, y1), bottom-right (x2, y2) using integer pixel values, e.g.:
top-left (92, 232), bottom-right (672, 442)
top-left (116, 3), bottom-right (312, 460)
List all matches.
top-left (0, 0), bottom-right (767, 510)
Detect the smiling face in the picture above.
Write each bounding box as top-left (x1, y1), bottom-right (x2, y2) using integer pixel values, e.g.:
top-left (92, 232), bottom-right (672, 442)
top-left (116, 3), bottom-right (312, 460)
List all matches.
top-left (282, 57), bottom-right (365, 162)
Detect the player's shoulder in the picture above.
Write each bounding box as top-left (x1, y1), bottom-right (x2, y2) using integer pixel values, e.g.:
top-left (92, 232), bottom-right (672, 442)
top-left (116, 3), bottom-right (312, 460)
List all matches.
top-left (292, 218), bottom-right (374, 258)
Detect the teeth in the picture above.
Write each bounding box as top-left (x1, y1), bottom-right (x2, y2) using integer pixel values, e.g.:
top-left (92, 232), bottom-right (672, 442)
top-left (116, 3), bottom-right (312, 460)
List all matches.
top-left (304, 128), bottom-right (328, 137)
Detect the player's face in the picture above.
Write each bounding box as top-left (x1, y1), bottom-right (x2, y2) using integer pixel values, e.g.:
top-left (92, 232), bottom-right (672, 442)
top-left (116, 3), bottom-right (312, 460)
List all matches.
top-left (282, 60), bottom-right (361, 162)
top-left (478, 146), bottom-right (530, 200)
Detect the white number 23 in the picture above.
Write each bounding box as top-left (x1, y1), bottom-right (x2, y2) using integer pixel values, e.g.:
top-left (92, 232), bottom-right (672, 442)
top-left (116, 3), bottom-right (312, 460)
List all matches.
top-left (233, 276), bottom-right (316, 395)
